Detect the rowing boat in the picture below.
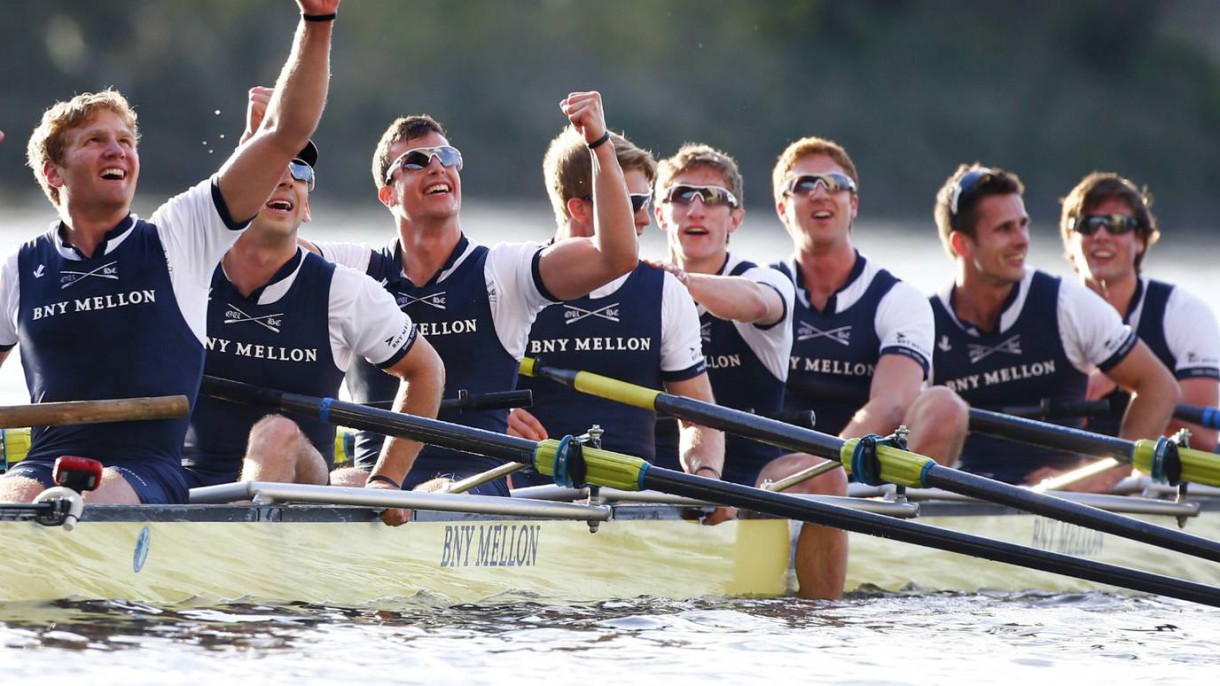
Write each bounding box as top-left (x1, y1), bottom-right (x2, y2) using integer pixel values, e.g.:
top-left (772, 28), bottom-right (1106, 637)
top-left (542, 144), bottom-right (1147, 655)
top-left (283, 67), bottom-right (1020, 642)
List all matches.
top-left (2, 480), bottom-right (1218, 606)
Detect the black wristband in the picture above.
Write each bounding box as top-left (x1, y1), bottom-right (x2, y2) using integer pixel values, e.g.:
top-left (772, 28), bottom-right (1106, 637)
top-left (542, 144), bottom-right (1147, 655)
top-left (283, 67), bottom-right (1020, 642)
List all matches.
top-left (694, 465), bottom-right (722, 480)
top-left (367, 473), bottom-right (402, 490)
top-left (587, 131), bottom-right (611, 150)
top-left (303, 13), bottom-right (337, 22)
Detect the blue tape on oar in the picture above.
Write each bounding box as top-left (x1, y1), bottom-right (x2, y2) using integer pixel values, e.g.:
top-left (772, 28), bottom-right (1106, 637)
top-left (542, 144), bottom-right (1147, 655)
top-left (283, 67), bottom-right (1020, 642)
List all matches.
top-left (851, 434), bottom-right (886, 486)
top-left (553, 434), bottom-right (575, 488)
top-left (1205, 407), bottom-right (1220, 430)
top-left (319, 397), bottom-right (333, 424)
top-left (1149, 435), bottom-right (1182, 486)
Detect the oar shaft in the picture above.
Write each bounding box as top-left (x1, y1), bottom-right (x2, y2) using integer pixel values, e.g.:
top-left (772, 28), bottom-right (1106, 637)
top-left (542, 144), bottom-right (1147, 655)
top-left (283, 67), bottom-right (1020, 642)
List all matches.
top-left (644, 467), bottom-right (1220, 607)
top-left (0, 396), bottom-right (190, 429)
top-left (967, 407), bottom-right (1133, 460)
top-left (1176, 403), bottom-right (1220, 430)
top-left (926, 464), bottom-right (1220, 563)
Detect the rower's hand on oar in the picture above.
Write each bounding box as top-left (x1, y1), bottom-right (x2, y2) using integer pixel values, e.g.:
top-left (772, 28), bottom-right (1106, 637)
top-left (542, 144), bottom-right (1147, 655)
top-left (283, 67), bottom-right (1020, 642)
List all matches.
top-left (1086, 369), bottom-right (1118, 402)
top-left (242, 86), bottom-right (274, 143)
top-left (507, 408), bottom-right (549, 442)
top-left (559, 90), bottom-right (608, 145)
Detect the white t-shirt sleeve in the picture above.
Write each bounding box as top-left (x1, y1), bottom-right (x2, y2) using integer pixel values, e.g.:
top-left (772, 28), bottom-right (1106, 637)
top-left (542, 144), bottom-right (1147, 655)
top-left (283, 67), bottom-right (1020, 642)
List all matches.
top-left (1164, 287), bottom-right (1220, 380)
top-left (151, 178), bottom-right (247, 342)
top-left (733, 265), bottom-right (795, 381)
top-left (0, 252), bottom-right (20, 348)
top-left (875, 282), bottom-right (934, 377)
top-left (1058, 279), bottom-right (1136, 374)
top-left (313, 241), bottom-right (374, 273)
top-left (328, 265), bottom-right (418, 371)
top-left (659, 271), bottom-right (706, 378)
top-left (486, 242), bottom-right (552, 359)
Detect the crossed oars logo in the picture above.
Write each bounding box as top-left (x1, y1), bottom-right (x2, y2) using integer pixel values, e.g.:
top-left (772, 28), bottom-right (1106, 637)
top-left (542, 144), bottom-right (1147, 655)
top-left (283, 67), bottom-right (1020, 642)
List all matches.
top-left (59, 261), bottom-right (119, 289)
top-left (563, 303), bottom-right (620, 324)
top-left (967, 334), bottom-right (1022, 363)
top-left (224, 304), bottom-right (284, 333)
top-left (797, 321), bottom-right (852, 346)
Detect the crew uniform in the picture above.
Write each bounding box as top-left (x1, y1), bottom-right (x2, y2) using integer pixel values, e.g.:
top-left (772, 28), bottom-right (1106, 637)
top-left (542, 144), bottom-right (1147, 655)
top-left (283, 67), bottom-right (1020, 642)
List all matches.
top-left (1088, 276), bottom-right (1220, 444)
top-left (514, 262), bottom-right (705, 486)
top-left (319, 235), bottom-right (555, 496)
top-left (774, 252), bottom-right (933, 437)
top-left (0, 180), bottom-right (246, 503)
top-left (182, 248), bottom-right (419, 486)
top-left (655, 254), bottom-right (795, 486)
top-left (931, 269), bottom-right (1137, 484)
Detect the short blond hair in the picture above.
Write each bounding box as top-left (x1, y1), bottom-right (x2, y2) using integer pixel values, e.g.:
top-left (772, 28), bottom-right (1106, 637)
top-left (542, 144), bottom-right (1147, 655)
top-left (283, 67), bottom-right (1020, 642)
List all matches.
top-left (655, 143), bottom-right (743, 206)
top-left (542, 128), bottom-right (656, 226)
top-left (771, 136), bottom-right (858, 205)
top-left (27, 89), bottom-right (140, 207)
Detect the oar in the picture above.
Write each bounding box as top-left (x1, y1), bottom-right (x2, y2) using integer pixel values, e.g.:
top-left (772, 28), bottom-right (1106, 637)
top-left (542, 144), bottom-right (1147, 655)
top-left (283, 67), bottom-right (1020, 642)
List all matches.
top-left (1175, 403), bottom-right (1220, 432)
top-left (0, 395), bottom-right (190, 429)
top-left (521, 358), bottom-right (1220, 565)
top-left (785, 374), bottom-right (1220, 488)
top-left (198, 374), bottom-right (1220, 607)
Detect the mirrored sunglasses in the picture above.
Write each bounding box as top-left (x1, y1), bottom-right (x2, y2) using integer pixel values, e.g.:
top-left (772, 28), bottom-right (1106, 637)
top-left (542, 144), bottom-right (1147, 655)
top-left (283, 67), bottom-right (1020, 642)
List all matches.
top-left (785, 172), bottom-right (857, 196)
top-left (289, 159), bottom-right (315, 191)
top-left (660, 184), bottom-right (740, 209)
top-left (948, 167), bottom-right (995, 216)
top-left (1070, 214), bottom-right (1141, 236)
top-left (384, 145), bottom-right (463, 184)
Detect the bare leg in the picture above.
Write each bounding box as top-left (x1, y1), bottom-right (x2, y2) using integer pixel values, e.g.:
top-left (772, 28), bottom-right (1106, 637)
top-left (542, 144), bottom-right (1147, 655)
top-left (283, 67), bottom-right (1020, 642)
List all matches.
top-left (903, 386), bottom-right (969, 466)
top-left (330, 467), bottom-right (369, 487)
top-left (0, 475), bottom-right (46, 503)
top-left (758, 453), bottom-right (848, 600)
top-left (240, 415), bottom-right (329, 485)
top-left (82, 469), bottom-right (141, 504)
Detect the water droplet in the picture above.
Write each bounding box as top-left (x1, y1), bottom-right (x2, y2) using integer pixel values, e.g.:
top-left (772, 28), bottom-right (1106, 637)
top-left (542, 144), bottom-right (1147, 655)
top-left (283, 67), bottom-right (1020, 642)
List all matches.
top-left (218, 134), bottom-right (226, 139)
top-left (214, 110), bottom-right (222, 116)
top-left (208, 149), bottom-right (214, 154)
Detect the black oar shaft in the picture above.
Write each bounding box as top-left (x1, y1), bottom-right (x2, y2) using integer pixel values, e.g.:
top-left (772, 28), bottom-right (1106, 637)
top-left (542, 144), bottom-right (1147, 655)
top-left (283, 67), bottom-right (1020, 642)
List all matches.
top-left (926, 465), bottom-right (1220, 562)
top-left (967, 407), bottom-right (1133, 460)
top-left (656, 394), bottom-right (842, 459)
top-left (1176, 403), bottom-right (1220, 430)
top-left (644, 467), bottom-right (1220, 607)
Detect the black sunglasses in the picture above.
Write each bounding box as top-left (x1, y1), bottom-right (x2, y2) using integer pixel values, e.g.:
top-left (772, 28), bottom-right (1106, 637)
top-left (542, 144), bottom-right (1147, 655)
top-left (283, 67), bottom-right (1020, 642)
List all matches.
top-left (1070, 214), bottom-right (1141, 236)
top-left (289, 159), bottom-right (315, 191)
top-left (384, 145), bottom-right (463, 184)
top-left (659, 184), bottom-right (740, 209)
top-left (578, 193), bottom-right (652, 213)
top-left (784, 172), bottom-right (857, 196)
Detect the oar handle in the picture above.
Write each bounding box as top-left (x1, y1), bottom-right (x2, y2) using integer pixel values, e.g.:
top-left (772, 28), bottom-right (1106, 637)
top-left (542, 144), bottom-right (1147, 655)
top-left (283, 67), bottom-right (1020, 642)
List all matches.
top-left (1175, 403), bottom-right (1220, 430)
top-left (0, 395), bottom-right (190, 429)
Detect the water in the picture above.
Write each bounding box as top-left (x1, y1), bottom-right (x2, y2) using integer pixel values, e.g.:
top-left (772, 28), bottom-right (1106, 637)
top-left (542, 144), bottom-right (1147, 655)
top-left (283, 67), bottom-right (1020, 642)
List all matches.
top-left (2, 200), bottom-right (1219, 682)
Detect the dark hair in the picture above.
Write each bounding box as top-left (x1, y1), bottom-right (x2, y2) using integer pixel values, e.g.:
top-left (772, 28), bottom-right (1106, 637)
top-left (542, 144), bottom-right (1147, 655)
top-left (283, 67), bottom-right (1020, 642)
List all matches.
top-left (372, 114), bottom-right (447, 188)
top-left (933, 164), bottom-right (1024, 257)
top-left (1059, 172), bottom-right (1160, 272)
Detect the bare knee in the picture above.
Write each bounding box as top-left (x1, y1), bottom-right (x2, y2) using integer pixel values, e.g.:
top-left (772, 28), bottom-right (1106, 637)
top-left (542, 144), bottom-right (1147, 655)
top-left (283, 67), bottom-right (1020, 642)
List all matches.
top-left (248, 415), bottom-right (306, 452)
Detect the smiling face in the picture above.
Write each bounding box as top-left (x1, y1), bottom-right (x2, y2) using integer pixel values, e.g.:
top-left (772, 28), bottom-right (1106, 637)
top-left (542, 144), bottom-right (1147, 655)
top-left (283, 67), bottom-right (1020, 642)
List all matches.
top-left (776, 153), bottom-right (858, 253)
top-left (656, 166), bottom-right (744, 270)
top-left (378, 131), bottom-right (461, 225)
top-left (1066, 196), bottom-right (1144, 288)
top-left (48, 109), bottom-right (140, 216)
top-left (953, 193), bottom-right (1029, 286)
top-left (249, 164), bottom-right (312, 238)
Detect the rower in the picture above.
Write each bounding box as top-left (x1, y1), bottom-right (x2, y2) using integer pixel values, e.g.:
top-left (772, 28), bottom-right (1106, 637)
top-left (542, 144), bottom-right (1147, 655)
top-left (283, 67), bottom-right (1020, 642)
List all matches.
top-left (506, 128), bottom-right (730, 524)
top-left (184, 87), bottom-right (443, 527)
top-left (311, 92), bottom-right (638, 496)
top-left (0, 0), bottom-right (339, 506)
top-left (1058, 173), bottom-right (1220, 451)
top-left (928, 164), bottom-right (1180, 491)
top-left (647, 143), bottom-right (850, 599)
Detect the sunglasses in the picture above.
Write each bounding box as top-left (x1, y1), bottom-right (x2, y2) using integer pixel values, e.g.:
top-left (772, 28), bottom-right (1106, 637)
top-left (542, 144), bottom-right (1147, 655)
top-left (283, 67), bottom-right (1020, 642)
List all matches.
top-left (289, 159), bottom-right (315, 191)
top-left (784, 172), bottom-right (857, 196)
top-left (1070, 214), bottom-right (1141, 236)
top-left (659, 184), bottom-right (740, 209)
top-left (948, 167), bottom-right (995, 216)
top-left (581, 193), bottom-right (652, 213)
top-left (384, 145), bottom-right (463, 184)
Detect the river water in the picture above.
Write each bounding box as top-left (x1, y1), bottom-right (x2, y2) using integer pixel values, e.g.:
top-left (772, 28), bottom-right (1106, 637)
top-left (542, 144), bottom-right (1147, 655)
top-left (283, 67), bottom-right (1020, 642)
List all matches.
top-left (0, 199), bottom-right (1217, 683)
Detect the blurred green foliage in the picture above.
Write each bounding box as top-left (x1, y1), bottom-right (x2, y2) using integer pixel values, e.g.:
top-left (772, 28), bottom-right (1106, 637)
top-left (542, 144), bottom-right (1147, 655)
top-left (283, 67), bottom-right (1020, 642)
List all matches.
top-left (2, 0), bottom-right (1218, 228)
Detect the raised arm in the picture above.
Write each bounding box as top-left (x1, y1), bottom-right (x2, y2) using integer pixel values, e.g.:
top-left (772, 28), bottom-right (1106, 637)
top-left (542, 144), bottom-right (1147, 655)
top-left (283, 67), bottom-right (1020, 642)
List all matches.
top-left (680, 271), bottom-right (787, 326)
top-left (536, 91), bottom-right (638, 301)
top-left (217, 0), bottom-right (338, 223)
